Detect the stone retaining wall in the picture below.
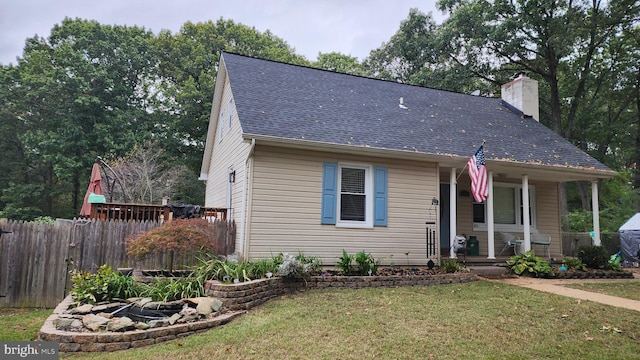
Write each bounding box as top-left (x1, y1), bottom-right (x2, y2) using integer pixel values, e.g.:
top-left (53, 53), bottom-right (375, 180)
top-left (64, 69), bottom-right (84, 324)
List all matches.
top-left (41, 272), bottom-right (477, 352)
top-left (204, 272), bottom-right (477, 311)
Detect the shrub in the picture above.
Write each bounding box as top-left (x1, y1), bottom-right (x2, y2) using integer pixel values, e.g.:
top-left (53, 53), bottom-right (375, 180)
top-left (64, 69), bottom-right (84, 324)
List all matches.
top-left (126, 218), bottom-right (218, 272)
top-left (562, 257), bottom-right (587, 271)
top-left (337, 250), bottom-right (355, 275)
top-left (441, 259), bottom-right (464, 273)
top-left (354, 250), bottom-right (380, 275)
top-left (70, 264), bottom-right (143, 305)
top-left (577, 245), bottom-right (608, 269)
top-left (507, 251), bottom-right (554, 278)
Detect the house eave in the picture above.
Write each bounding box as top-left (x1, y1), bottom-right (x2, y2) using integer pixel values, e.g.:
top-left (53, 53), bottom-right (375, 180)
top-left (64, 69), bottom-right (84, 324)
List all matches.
top-left (242, 133), bottom-right (617, 182)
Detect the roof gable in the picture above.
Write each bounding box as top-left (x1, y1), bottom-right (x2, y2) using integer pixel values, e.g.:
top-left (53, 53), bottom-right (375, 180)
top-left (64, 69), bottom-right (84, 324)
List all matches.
top-left (220, 52), bottom-right (612, 176)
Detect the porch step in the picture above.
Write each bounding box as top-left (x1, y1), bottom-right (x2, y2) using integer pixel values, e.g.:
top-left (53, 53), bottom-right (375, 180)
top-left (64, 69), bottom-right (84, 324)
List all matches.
top-left (467, 265), bottom-right (510, 278)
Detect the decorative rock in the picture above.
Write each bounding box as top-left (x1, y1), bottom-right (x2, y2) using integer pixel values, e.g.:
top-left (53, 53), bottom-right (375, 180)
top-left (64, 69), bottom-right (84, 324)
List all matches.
top-left (211, 298), bottom-right (223, 312)
top-left (96, 312), bottom-right (114, 319)
top-left (196, 298), bottom-right (213, 316)
top-left (92, 302), bottom-right (126, 313)
top-left (54, 317), bottom-right (76, 330)
top-left (148, 320), bottom-right (169, 328)
top-left (82, 314), bottom-right (110, 331)
top-left (136, 298), bottom-right (153, 308)
top-left (178, 307), bottom-right (199, 323)
top-left (136, 322), bottom-right (150, 330)
top-left (106, 317), bottom-right (135, 332)
top-left (168, 313), bottom-right (181, 325)
top-left (71, 304), bottom-right (94, 314)
top-left (70, 319), bottom-right (84, 330)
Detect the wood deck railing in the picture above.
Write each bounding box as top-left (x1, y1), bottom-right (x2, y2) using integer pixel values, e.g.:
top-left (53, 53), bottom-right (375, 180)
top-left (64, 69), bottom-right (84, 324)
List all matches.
top-left (90, 203), bottom-right (227, 222)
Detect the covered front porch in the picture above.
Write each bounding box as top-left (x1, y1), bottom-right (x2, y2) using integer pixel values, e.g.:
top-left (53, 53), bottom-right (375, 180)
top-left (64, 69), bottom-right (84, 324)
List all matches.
top-left (438, 164), bottom-right (608, 261)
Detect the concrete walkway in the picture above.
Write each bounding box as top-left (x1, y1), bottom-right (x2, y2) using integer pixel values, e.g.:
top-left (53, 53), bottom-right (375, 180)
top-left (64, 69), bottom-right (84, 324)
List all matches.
top-left (477, 268), bottom-right (640, 312)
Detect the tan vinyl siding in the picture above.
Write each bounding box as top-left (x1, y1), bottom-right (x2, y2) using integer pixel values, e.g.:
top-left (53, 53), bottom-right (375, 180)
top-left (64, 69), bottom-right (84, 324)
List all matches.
top-left (247, 146), bottom-right (439, 265)
top-left (534, 181), bottom-right (561, 257)
top-left (204, 77), bottom-right (251, 252)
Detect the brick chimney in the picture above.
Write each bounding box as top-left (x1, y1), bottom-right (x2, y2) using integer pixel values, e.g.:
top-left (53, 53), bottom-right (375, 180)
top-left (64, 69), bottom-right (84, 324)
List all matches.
top-left (501, 74), bottom-right (539, 121)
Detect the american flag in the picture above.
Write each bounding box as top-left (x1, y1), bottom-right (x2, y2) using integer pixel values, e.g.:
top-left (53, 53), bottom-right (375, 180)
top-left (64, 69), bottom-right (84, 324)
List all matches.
top-left (468, 145), bottom-right (488, 203)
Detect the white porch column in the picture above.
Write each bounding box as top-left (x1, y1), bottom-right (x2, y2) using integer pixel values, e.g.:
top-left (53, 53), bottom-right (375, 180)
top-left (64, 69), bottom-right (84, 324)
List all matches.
top-left (449, 169), bottom-right (458, 259)
top-left (522, 175), bottom-right (531, 252)
top-left (487, 172), bottom-right (495, 259)
top-left (592, 180), bottom-right (601, 246)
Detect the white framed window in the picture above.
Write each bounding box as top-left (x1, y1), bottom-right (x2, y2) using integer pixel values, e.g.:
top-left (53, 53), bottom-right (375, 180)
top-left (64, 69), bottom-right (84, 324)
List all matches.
top-left (337, 163), bottom-right (373, 228)
top-left (473, 183), bottom-right (536, 231)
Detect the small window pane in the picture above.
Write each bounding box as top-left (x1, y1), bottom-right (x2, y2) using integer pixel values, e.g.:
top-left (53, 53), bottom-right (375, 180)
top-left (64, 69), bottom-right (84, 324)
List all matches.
top-left (473, 201), bottom-right (485, 223)
top-left (494, 187), bottom-right (516, 224)
top-left (341, 168), bottom-right (365, 193)
top-left (341, 194), bottom-right (365, 221)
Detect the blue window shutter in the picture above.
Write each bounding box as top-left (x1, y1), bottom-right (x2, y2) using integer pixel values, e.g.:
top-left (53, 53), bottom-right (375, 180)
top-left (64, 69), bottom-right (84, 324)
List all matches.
top-left (374, 166), bottom-right (388, 226)
top-left (321, 162), bottom-right (338, 224)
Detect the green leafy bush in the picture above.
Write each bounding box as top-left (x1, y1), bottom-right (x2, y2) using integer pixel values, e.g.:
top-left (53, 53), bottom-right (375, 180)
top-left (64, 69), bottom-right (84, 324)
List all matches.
top-left (507, 251), bottom-right (554, 278)
top-left (562, 257), bottom-right (587, 271)
top-left (354, 250), bottom-right (380, 275)
top-left (577, 245), bottom-right (608, 269)
top-left (70, 264), bottom-right (142, 305)
top-left (337, 250), bottom-right (355, 275)
top-left (441, 259), bottom-right (464, 273)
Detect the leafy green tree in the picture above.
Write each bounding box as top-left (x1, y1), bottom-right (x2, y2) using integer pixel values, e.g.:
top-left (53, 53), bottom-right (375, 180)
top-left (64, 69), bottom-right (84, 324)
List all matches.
top-left (436, 0), bottom-right (639, 138)
top-left (2, 18), bottom-right (158, 219)
top-left (313, 52), bottom-right (364, 75)
top-left (363, 8), bottom-right (488, 93)
top-left (152, 19), bottom-right (308, 173)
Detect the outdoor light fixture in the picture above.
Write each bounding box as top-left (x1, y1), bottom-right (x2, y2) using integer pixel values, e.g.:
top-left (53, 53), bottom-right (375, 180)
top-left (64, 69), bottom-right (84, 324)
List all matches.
top-left (228, 170), bottom-right (236, 183)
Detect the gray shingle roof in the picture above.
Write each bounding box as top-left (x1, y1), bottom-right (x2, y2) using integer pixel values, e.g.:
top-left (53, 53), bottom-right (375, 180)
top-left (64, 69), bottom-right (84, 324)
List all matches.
top-left (222, 52), bottom-right (612, 173)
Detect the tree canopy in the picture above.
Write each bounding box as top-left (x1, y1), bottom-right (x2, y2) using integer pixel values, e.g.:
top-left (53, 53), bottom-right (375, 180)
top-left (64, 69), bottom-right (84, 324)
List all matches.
top-left (1, 4), bottom-right (640, 233)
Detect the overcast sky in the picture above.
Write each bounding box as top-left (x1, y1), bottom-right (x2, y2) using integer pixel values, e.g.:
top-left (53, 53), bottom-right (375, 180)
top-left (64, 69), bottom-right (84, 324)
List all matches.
top-left (0, 0), bottom-right (447, 66)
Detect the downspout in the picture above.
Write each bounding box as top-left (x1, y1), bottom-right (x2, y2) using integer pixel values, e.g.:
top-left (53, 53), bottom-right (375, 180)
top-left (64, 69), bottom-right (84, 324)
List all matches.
top-left (242, 138), bottom-right (256, 258)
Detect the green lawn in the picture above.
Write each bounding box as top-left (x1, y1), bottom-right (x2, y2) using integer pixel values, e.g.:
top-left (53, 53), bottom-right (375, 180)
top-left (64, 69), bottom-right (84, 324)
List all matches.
top-left (4, 281), bottom-right (640, 359)
top-left (0, 308), bottom-right (53, 341)
top-left (564, 282), bottom-right (640, 301)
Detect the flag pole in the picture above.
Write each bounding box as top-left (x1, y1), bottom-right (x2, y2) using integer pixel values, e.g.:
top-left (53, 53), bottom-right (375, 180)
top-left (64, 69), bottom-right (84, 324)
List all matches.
top-left (456, 140), bottom-right (486, 181)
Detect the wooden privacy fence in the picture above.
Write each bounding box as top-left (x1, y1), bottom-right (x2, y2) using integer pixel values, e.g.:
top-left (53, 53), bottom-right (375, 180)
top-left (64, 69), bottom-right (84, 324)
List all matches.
top-left (561, 232), bottom-right (620, 257)
top-left (0, 218), bottom-right (235, 308)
